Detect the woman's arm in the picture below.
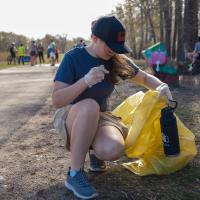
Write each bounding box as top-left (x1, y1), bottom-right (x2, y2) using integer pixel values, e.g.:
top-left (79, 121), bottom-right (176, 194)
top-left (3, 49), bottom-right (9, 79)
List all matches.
top-left (52, 65), bottom-right (109, 108)
top-left (52, 78), bottom-right (88, 108)
top-left (131, 69), bottom-right (173, 100)
top-left (131, 69), bottom-right (162, 90)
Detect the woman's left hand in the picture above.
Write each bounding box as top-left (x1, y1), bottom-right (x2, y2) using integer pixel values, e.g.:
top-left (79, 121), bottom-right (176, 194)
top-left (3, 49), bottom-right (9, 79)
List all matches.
top-left (156, 83), bottom-right (173, 100)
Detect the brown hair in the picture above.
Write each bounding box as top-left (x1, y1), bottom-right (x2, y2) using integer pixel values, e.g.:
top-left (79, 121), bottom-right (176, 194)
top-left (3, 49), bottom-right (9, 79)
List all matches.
top-left (105, 54), bottom-right (137, 84)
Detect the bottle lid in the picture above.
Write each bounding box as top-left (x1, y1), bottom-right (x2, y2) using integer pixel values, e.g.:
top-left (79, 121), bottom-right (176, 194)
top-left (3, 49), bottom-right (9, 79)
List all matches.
top-left (168, 100), bottom-right (178, 110)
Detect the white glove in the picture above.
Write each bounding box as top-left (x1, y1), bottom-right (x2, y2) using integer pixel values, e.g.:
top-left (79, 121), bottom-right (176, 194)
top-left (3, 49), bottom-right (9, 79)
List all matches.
top-left (84, 65), bottom-right (109, 88)
top-left (156, 83), bottom-right (173, 100)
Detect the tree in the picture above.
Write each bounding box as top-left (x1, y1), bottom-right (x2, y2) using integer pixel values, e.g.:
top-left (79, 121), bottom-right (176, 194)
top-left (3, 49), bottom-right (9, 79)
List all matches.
top-left (158, 0), bottom-right (164, 42)
top-left (183, 0), bottom-right (199, 52)
top-left (145, 0), bottom-right (156, 43)
top-left (138, 3), bottom-right (145, 58)
top-left (175, 0), bottom-right (185, 61)
top-left (163, 0), bottom-right (172, 55)
top-left (124, 0), bottom-right (137, 58)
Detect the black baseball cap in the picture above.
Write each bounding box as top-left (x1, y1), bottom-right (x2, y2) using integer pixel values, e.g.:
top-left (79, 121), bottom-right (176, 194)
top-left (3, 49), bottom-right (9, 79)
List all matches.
top-left (91, 16), bottom-right (132, 54)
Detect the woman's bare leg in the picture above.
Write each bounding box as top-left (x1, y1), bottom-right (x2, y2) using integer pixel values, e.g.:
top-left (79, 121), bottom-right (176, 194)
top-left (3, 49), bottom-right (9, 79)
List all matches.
top-left (92, 126), bottom-right (125, 161)
top-left (66, 99), bottom-right (100, 171)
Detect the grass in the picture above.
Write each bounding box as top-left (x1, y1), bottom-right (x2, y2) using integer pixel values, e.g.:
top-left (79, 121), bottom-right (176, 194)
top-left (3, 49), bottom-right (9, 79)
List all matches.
top-left (0, 62), bottom-right (18, 69)
top-left (0, 53), bottom-right (64, 70)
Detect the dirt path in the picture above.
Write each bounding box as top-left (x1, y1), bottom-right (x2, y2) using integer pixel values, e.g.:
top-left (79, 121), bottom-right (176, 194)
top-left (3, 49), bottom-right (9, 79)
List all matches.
top-left (0, 65), bottom-right (57, 145)
top-left (0, 72), bottom-right (199, 200)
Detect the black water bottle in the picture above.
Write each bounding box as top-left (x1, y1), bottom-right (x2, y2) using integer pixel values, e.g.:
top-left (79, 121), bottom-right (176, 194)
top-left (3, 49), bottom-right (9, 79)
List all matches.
top-left (160, 100), bottom-right (180, 156)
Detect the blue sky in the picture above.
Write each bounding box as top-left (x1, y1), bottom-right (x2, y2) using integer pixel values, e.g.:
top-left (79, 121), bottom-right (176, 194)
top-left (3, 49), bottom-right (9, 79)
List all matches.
top-left (1, 0), bottom-right (124, 40)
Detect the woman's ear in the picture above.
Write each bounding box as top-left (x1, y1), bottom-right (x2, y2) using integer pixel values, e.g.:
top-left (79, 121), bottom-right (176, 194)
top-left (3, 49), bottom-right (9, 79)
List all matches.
top-left (91, 35), bottom-right (98, 43)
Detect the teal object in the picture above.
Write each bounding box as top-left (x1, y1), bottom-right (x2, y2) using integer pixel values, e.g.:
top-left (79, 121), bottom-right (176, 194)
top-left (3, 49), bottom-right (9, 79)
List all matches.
top-left (142, 42), bottom-right (177, 75)
top-left (142, 42), bottom-right (168, 67)
top-left (159, 65), bottom-right (177, 75)
top-left (142, 42), bottom-right (168, 58)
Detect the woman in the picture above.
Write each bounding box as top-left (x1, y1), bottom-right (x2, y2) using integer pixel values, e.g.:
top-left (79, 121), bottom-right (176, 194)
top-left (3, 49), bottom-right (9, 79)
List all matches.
top-left (29, 41), bottom-right (37, 66)
top-left (37, 43), bottom-right (45, 64)
top-left (52, 15), bottom-right (172, 199)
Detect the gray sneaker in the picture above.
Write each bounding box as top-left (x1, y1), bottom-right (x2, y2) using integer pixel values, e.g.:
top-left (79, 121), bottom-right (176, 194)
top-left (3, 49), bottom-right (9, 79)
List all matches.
top-left (89, 153), bottom-right (106, 172)
top-left (65, 168), bottom-right (98, 199)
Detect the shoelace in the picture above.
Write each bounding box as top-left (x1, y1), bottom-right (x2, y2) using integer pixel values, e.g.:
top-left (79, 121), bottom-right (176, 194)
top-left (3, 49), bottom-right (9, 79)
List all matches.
top-left (76, 170), bottom-right (91, 187)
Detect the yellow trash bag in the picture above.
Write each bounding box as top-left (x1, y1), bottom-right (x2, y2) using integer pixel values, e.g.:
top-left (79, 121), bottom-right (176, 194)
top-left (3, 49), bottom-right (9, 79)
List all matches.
top-left (112, 90), bottom-right (197, 176)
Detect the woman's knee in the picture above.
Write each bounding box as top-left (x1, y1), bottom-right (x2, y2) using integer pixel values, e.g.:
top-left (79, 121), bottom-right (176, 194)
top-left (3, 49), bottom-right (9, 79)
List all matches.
top-left (94, 141), bottom-right (125, 161)
top-left (68, 99), bottom-right (100, 121)
top-left (66, 99), bottom-right (100, 131)
top-left (75, 99), bottom-right (100, 116)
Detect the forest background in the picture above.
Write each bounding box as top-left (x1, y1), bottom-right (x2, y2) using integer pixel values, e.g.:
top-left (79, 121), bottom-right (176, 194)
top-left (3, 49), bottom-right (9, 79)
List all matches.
top-left (0, 0), bottom-right (199, 62)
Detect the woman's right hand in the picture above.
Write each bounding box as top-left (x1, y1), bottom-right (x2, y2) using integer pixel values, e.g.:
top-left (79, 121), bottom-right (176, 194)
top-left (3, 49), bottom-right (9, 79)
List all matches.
top-left (156, 83), bottom-right (173, 101)
top-left (84, 65), bottom-right (109, 88)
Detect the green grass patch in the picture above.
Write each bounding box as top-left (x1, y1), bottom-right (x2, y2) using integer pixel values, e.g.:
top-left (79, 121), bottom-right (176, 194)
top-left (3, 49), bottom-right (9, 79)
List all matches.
top-left (0, 62), bottom-right (17, 70)
top-left (0, 53), bottom-right (64, 70)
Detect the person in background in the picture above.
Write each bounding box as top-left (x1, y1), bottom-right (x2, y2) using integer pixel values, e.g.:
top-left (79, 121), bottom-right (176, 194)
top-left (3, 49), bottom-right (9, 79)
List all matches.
top-left (37, 43), bottom-right (45, 64)
top-left (76, 39), bottom-right (86, 48)
top-left (52, 15), bottom-right (173, 199)
top-left (18, 43), bottom-right (25, 65)
top-left (48, 40), bottom-right (56, 66)
top-left (55, 46), bottom-right (59, 63)
top-left (187, 36), bottom-right (200, 70)
top-left (9, 42), bottom-right (17, 64)
top-left (47, 44), bottom-right (50, 59)
top-left (29, 41), bottom-right (37, 66)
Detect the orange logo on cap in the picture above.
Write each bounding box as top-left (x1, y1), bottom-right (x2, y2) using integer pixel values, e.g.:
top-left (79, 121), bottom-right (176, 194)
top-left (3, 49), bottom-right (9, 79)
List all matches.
top-left (117, 32), bottom-right (125, 42)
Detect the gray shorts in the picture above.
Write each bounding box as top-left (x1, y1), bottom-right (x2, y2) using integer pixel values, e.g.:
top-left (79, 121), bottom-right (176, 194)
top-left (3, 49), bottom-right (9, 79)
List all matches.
top-left (53, 105), bottom-right (128, 150)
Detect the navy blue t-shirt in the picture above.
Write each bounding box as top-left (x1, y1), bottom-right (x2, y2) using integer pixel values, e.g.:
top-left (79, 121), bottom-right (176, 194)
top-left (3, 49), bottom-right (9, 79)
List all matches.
top-left (54, 47), bottom-right (114, 111)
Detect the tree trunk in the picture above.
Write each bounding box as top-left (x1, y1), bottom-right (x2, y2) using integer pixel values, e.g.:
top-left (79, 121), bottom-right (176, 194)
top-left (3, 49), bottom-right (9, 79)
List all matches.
top-left (172, 1), bottom-right (177, 59)
top-left (146, 0), bottom-right (156, 43)
top-left (184, 0), bottom-right (199, 52)
top-left (163, 0), bottom-right (172, 56)
top-left (124, 1), bottom-right (137, 58)
top-left (176, 0), bottom-right (185, 61)
top-left (158, 0), bottom-right (164, 42)
top-left (138, 5), bottom-right (145, 59)
top-left (143, 3), bottom-right (149, 46)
